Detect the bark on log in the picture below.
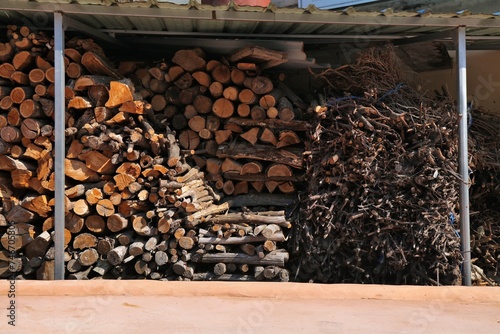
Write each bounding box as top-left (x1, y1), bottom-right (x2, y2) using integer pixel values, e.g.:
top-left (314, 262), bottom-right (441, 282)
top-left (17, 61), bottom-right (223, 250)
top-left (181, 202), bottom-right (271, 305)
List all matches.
top-left (193, 252), bottom-right (288, 266)
top-left (197, 232), bottom-right (285, 245)
top-left (217, 142), bottom-right (303, 169)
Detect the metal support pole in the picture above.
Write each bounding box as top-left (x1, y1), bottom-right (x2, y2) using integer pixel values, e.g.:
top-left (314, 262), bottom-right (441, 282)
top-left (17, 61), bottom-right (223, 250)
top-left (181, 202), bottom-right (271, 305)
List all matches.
top-left (455, 26), bottom-right (471, 286)
top-left (54, 11), bottom-right (66, 280)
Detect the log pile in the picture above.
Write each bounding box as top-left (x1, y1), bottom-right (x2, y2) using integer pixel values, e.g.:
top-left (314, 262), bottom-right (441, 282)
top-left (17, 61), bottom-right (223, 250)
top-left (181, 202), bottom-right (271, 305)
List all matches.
top-left (0, 26), bottom-right (296, 280)
top-left (124, 46), bottom-right (308, 198)
top-left (290, 46), bottom-right (463, 285)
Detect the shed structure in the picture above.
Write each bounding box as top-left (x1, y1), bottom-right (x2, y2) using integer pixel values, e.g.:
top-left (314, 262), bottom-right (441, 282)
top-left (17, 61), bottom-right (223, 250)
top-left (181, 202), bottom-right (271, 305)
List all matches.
top-left (3, 0), bottom-right (500, 285)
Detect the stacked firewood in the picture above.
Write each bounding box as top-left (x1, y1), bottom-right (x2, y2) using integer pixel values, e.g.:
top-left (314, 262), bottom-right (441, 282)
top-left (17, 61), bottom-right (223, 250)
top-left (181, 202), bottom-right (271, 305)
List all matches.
top-left (0, 26), bottom-right (295, 280)
top-left (122, 46), bottom-right (307, 198)
top-left (290, 46), bottom-right (463, 285)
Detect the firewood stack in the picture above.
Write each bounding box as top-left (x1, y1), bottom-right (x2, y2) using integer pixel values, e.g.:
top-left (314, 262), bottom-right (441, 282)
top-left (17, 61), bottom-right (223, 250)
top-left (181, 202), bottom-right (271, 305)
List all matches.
top-left (0, 26), bottom-right (296, 281)
top-left (290, 46), bottom-right (463, 285)
top-left (123, 45), bottom-right (307, 199)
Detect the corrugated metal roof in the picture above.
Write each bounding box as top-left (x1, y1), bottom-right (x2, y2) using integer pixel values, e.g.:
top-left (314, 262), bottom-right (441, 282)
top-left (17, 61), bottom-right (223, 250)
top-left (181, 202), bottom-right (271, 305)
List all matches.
top-left (1, 0), bottom-right (500, 51)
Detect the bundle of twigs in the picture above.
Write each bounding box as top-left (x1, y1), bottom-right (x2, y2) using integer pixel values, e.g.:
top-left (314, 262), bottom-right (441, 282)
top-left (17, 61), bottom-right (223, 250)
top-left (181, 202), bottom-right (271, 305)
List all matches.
top-left (469, 110), bottom-right (500, 285)
top-left (290, 45), bottom-right (462, 285)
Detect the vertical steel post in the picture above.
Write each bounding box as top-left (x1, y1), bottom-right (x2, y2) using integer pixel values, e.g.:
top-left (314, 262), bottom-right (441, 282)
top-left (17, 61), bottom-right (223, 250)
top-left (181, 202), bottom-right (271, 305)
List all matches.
top-left (54, 11), bottom-right (66, 280)
top-left (455, 26), bottom-right (471, 286)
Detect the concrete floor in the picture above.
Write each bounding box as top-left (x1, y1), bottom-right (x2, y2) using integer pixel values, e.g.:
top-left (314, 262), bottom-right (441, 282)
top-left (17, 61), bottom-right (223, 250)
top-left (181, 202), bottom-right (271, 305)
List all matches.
top-left (1, 281), bottom-right (499, 334)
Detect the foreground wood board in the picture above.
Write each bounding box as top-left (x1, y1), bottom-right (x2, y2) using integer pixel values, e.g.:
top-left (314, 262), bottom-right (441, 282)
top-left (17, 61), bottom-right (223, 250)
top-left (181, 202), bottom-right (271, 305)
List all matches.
top-left (0, 282), bottom-right (499, 334)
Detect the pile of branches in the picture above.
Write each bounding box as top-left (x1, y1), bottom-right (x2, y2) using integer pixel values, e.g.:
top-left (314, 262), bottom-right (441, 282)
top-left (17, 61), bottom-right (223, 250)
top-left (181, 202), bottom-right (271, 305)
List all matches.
top-left (469, 110), bottom-right (500, 285)
top-left (290, 46), bottom-right (462, 285)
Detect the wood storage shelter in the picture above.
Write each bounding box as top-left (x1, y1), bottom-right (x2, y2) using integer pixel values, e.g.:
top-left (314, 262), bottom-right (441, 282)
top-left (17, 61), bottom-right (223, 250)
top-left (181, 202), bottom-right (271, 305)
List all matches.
top-left (3, 0), bottom-right (500, 285)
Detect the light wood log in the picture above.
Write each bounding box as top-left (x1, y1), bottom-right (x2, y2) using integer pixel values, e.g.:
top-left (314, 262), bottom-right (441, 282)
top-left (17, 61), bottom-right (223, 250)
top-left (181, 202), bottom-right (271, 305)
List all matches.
top-left (179, 236), bottom-right (195, 250)
top-left (259, 89), bottom-right (283, 110)
top-left (212, 64), bottom-right (231, 85)
top-left (155, 251), bottom-right (168, 266)
top-left (78, 248), bottom-right (99, 266)
top-left (167, 65), bottom-right (184, 82)
top-left (93, 258), bottom-right (112, 276)
top-left (25, 231), bottom-right (51, 259)
top-left (36, 260), bottom-right (54, 280)
top-left (240, 127), bottom-right (260, 145)
top-left (238, 89), bottom-right (258, 105)
top-left (108, 245), bottom-right (127, 266)
top-left (193, 95), bottom-right (213, 114)
top-left (107, 213), bottom-right (129, 233)
top-left (85, 188), bottom-right (104, 205)
top-left (209, 82), bottom-right (223, 98)
top-left (192, 272), bottom-right (256, 281)
top-left (65, 158), bottom-right (100, 182)
top-left (7, 108), bottom-right (22, 127)
top-left (197, 232), bottom-right (285, 245)
top-left (250, 106), bottom-right (266, 121)
top-left (81, 51), bottom-right (123, 79)
top-left (179, 130), bottom-right (200, 150)
top-left (73, 233), bottom-right (98, 250)
top-left (174, 72), bottom-right (193, 90)
top-left (260, 128), bottom-right (277, 146)
top-left (188, 115), bottom-right (206, 132)
top-left (212, 98), bottom-right (234, 119)
top-left (244, 76), bottom-right (273, 95)
top-left (128, 241), bottom-right (145, 256)
top-left (221, 158), bottom-right (242, 174)
top-left (233, 181), bottom-right (249, 195)
top-left (85, 215), bottom-right (106, 234)
top-left (278, 97), bottom-right (295, 121)
top-left (276, 130), bottom-right (301, 148)
top-left (0, 155), bottom-right (36, 171)
top-left (0, 96), bottom-right (13, 110)
top-left (192, 71), bottom-right (211, 87)
top-left (1, 126), bottom-right (22, 143)
top-left (105, 81), bottom-right (134, 108)
top-left (35, 55), bottom-right (52, 71)
top-left (21, 118), bottom-right (47, 140)
top-left (172, 49), bottom-right (206, 72)
top-left (132, 214), bottom-right (156, 236)
top-left (10, 86), bottom-right (33, 104)
top-left (11, 71), bottom-right (29, 85)
top-left (230, 68), bottom-right (245, 85)
top-left (13, 51), bottom-right (34, 71)
top-left (214, 129), bottom-right (232, 145)
top-left (263, 240), bottom-right (277, 252)
top-left (193, 252), bottom-right (287, 266)
top-left (0, 42), bottom-right (14, 63)
top-left (78, 150), bottom-right (115, 175)
top-left (223, 86), bottom-right (239, 101)
top-left (96, 199), bottom-right (115, 217)
top-left (240, 162), bottom-right (263, 175)
top-left (66, 62), bottom-right (82, 79)
top-left (97, 237), bottom-right (115, 255)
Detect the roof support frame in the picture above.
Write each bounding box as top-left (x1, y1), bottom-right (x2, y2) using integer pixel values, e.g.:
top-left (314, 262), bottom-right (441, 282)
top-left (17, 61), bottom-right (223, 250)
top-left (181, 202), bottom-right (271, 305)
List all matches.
top-left (394, 29), bottom-right (454, 45)
top-left (2, 1), bottom-right (500, 29)
top-left (0, 1), bottom-right (477, 285)
top-left (64, 15), bottom-right (128, 48)
top-left (53, 11), bottom-right (65, 281)
top-left (454, 26), bottom-right (471, 287)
